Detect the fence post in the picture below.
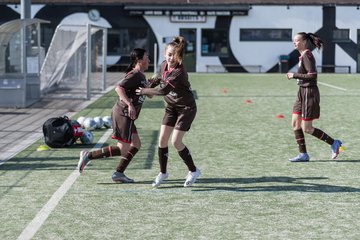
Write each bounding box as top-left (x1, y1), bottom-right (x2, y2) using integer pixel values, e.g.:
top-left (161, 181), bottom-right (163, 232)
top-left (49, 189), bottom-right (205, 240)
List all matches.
top-left (154, 43), bottom-right (157, 74)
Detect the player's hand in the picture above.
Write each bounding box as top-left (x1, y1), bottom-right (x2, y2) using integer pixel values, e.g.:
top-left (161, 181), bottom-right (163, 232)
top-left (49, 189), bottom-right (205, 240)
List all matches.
top-left (128, 104), bottom-right (136, 120)
top-left (136, 88), bottom-right (142, 95)
top-left (286, 73), bottom-right (294, 80)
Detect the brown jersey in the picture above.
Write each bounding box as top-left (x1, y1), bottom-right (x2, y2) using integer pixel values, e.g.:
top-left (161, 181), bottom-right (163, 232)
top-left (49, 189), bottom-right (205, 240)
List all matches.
top-left (293, 49), bottom-right (317, 87)
top-left (292, 49), bottom-right (321, 120)
top-left (114, 69), bottom-right (147, 119)
top-left (141, 61), bottom-right (196, 107)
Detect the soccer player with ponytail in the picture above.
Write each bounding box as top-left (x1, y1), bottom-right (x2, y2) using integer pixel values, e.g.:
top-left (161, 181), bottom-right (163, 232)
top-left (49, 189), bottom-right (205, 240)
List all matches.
top-left (137, 36), bottom-right (201, 187)
top-left (77, 48), bottom-right (149, 182)
top-left (286, 32), bottom-right (342, 162)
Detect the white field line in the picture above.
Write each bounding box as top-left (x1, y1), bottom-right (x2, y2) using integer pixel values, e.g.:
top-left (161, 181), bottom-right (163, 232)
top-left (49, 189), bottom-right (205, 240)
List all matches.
top-left (17, 129), bottom-right (113, 240)
top-left (318, 81), bottom-right (347, 91)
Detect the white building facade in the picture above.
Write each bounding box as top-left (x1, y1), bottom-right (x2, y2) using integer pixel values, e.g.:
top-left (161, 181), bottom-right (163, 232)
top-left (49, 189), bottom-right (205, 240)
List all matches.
top-left (1, 2), bottom-right (359, 73)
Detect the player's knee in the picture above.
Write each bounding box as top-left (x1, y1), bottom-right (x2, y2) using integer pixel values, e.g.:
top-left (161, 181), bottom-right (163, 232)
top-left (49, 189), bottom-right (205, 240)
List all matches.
top-left (291, 120), bottom-right (300, 129)
top-left (131, 134), bottom-right (141, 149)
top-left (132, 142), bottom-right (141, 150)
top-left (292, 123), bottom-right (301, 130)
top-left (159, 138), bottom-right (168, 148)
top-left (170, 138), bottom-right (178, 149)
top-left (171, 139), bottom-right (184, 151)
top-left (303, 127), bottom-right (313, 134)
top-left (118, 144), bottom-right (129, 154)
top-left (291, 115), bottom-right (301, 130)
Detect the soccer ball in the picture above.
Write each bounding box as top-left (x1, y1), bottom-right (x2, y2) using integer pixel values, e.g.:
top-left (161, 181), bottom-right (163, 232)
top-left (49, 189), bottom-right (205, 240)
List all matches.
top-left (80, 130), bottom-right (94, 144)
top-left (83, 117), bottom-right (96, 131)
top-left (76, 116), bottom-right (86, 127)
top-left (93, 116), bottom-right (104, 129)
top-left (102, 116), bottom-right (112, 128)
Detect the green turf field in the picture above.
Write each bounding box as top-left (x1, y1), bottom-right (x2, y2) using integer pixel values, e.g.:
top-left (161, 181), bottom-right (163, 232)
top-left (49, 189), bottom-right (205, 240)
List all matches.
top-left (1, 73), bottom-right (360, 239)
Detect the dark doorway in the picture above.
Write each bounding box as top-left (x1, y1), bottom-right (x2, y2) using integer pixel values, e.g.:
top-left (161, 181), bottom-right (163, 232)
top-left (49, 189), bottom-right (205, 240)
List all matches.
top-left (180, 28), bottom-right (196, 72)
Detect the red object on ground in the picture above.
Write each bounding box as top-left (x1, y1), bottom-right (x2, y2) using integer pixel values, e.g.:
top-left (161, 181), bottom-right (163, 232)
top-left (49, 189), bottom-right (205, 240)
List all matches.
top-left (276, 114), bottom-right (285, 118)
top-left (245, 99), bottom-right (252, 103)
top-left (221, 88), bottom-right (228, 93)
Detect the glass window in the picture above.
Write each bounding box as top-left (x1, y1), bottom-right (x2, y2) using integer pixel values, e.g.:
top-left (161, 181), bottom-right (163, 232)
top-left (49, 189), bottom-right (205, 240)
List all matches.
top-left (2, 24), bottom-right (42, 74)
top-left (108, 28), bottom-right (148, 56)
top-left (41, 25), bottom-right (54, 51)
top-left (240, 29), bottom-right (292, 41)
top-left (333, 29), bottom-right (350, 42)
top-left (201, 29), bottom-right (228, 57)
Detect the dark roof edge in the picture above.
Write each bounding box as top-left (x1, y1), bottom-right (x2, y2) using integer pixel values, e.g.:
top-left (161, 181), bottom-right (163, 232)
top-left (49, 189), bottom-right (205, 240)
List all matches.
top-left (124, 4), bottom-right (250, 11)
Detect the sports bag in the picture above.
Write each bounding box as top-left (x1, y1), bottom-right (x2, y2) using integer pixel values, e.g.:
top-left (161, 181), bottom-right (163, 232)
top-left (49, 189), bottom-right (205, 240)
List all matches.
top-left (42, 116), bottom-right (77, 148)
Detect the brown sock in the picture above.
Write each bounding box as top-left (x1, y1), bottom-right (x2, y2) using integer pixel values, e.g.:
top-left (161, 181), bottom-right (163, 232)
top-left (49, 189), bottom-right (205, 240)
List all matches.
top-left (88, 146), bottom-right (121, 160)
top-left (158, 147), bottom-right (168, 174)
top-left (311, 128), bottom-right (334, 145)
top-left (116, 147), bottom-right (139, 173)
top-left (294, 129), bottom-right (307, 153)
top-left (178, 146), bottom-right (196, 172)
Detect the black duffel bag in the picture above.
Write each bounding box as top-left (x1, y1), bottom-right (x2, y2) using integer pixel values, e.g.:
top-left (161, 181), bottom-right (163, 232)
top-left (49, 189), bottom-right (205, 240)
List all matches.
top-left (42, 116), bottom-right (76, 148)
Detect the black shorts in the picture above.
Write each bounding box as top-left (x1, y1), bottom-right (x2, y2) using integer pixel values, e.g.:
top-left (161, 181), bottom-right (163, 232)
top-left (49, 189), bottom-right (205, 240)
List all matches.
top-left (162, 103), bottom-right (197, 131)
top-left (292, 86), bottom-right (320, 121)
top-left (111, 110), bottom-right (137, 143)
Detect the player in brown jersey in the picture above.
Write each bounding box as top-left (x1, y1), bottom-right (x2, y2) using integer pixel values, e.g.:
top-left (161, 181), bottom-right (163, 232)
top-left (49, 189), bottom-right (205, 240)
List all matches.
top-left (286, 32), bottom-right (342, 162)
top-left (77, 48), bottom-right (149, 182)
top-left (137, 36), bottom-right (201, 187)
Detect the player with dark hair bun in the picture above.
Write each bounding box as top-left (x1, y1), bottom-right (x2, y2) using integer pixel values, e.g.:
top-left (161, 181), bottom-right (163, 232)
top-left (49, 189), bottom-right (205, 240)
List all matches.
top-left (286, 32), bottom-right (342, 162)
top-left (77, 48), bottom-right (150, 183)
top-left (137, 36), bottom-right (201, 187)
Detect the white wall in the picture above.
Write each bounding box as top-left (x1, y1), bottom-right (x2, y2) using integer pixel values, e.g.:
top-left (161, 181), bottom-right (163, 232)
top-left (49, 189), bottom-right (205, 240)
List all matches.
top-left (144, 15), bottom-right (220, 72)
top-left (336, 6), bottom-right (360, 73)
top-left (230, 6), bottom-right (323, 73)
top-left (145, 6), bottom-right (324, 72)
top-left (21, 4), bottom-right (360, 73)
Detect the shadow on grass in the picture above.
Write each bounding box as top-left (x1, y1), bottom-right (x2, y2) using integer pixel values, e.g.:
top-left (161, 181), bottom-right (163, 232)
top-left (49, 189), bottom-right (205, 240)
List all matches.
top-left (189, 176), bottom-right (360, 193)
top-left (94, 176), bottom-right (360, 193)
top-left (97, 180), bottom-right (154, 185)
top-left (0, 111), bottom-right (29, 115)
top-left (0, 156), bottom-right (80, 171)
top-left (96, 179), bottom-right (189, 188)
top-left (311, 159), bottom-right (360, 163)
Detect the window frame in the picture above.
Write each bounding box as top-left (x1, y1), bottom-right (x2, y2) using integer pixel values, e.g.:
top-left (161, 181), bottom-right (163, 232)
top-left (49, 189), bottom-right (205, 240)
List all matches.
top-left (201, 28), bottom-right (229, 57)
top-left (240, 28), bottom-right (292, 42)
top-left (333, 29), bottom-right (350, 43)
